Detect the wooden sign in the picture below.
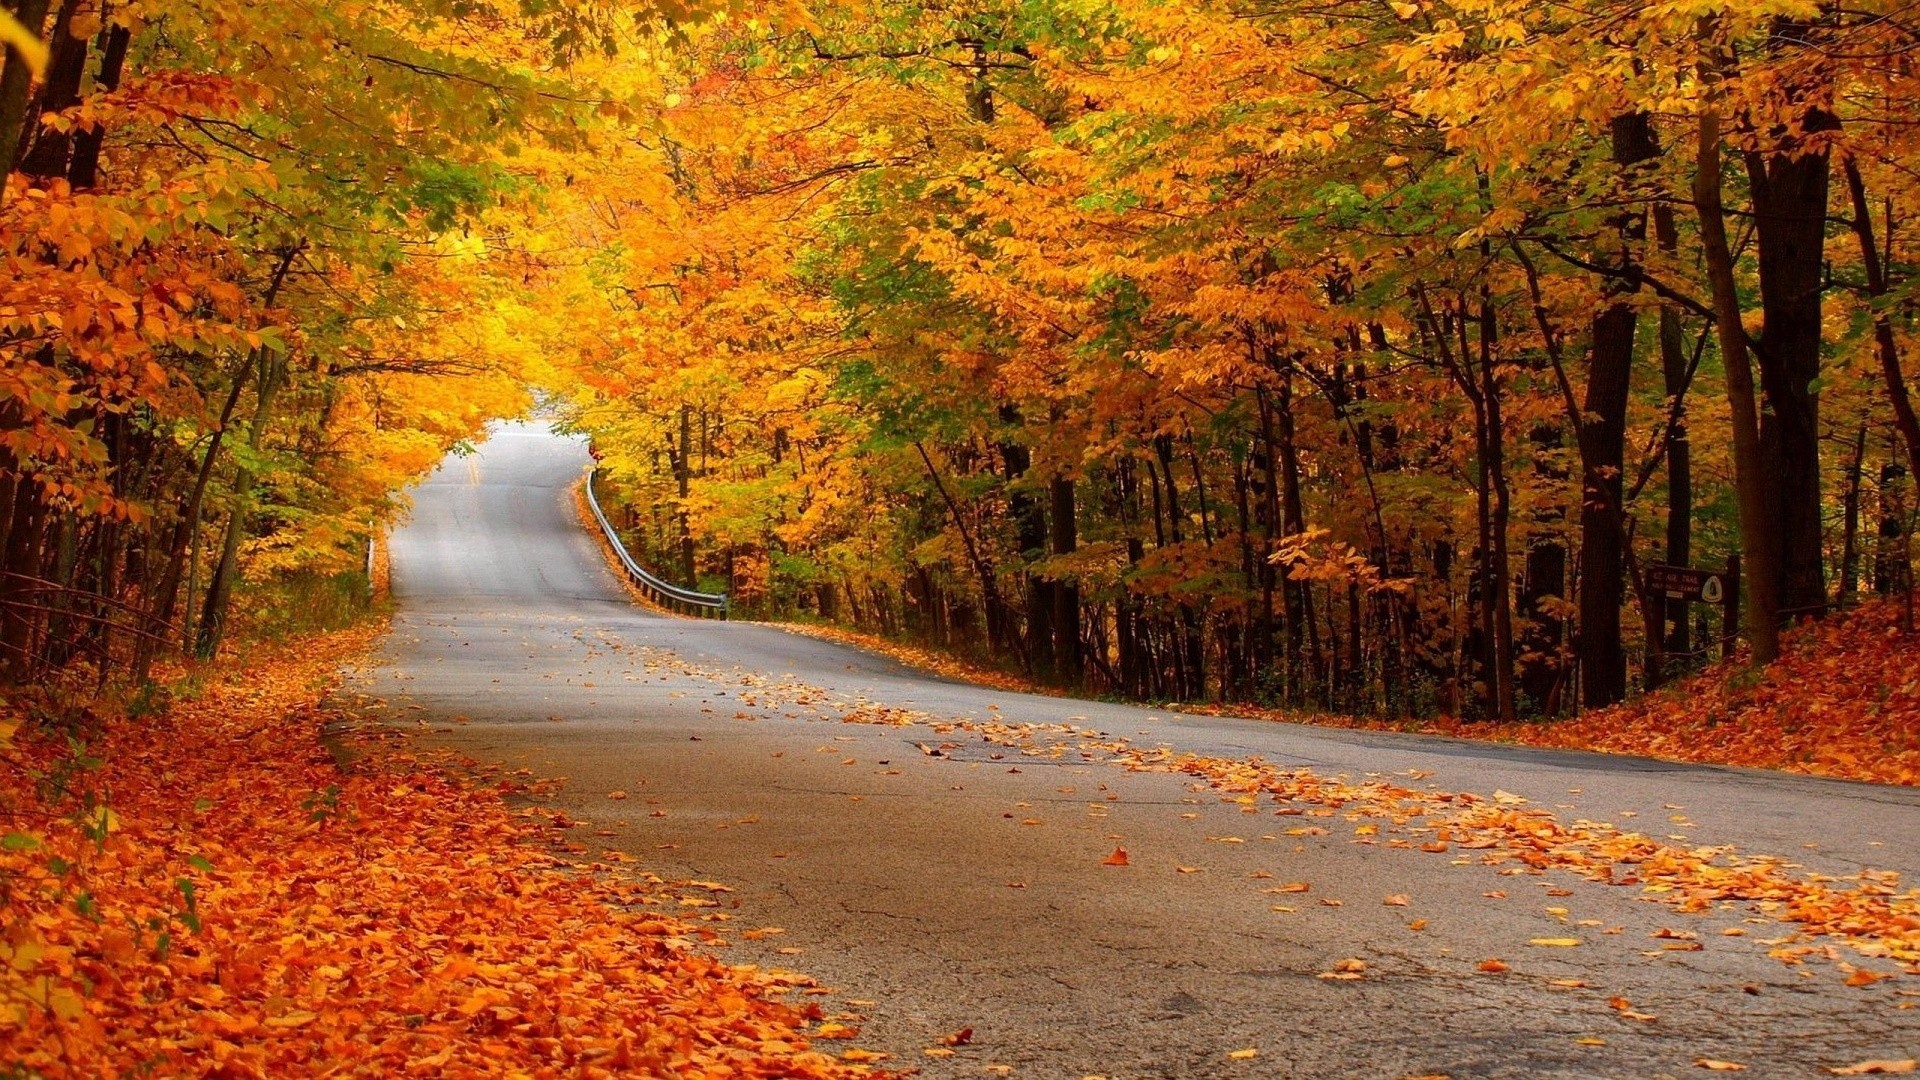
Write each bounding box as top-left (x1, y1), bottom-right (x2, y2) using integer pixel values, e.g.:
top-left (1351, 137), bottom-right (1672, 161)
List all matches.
top-left (1646, 564), bottom-right (1730, 605)
top-left (1644, 556), bottom-right (1741, 690)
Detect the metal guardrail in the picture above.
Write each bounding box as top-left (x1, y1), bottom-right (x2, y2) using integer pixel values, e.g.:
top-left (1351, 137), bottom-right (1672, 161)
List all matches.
top-left (584, 466), bottom-right (728, 618)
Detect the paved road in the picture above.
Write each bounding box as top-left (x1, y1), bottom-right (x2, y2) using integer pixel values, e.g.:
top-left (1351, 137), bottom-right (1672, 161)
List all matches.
top-left (353, 422), bottom-right (1920, 1079)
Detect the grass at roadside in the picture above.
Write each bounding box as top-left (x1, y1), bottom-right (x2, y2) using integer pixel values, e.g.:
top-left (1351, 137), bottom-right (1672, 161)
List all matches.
top-left (0, 623), bottom-right (884, 1078)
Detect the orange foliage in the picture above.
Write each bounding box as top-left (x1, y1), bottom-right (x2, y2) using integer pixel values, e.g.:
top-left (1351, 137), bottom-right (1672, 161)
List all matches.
top-left (0, 628), bottom-right (884, 1078)
top-left (1506, 598), bottom-right (1920, 785)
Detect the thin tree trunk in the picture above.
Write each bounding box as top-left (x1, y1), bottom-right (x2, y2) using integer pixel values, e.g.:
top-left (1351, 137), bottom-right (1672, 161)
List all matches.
top-left (1842, 158), bottom-right (1920, 486)
top-left (1695, 104), bottom-right (1782, 663)
top-left (195, 350), bottom-right (286, 658)
top-left (1049, 474), bottom-right (1080, 687)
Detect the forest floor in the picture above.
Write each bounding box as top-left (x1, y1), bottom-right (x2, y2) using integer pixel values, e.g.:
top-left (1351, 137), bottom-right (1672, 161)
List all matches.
top-left (0, 625), bottom-right (882, 1079)
top-left (775, 593), bottom-right (1920, 788)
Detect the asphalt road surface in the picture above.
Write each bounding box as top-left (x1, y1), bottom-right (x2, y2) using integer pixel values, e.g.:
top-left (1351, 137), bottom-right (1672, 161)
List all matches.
top-left (351, 421), bottom-right (1920, 1079)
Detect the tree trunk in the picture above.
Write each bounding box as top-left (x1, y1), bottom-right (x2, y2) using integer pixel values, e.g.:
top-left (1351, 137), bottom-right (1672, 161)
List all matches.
top-left (1576, 111), bottom-right (1658, 709)
top-left (195, 352), bottom-right (286, 658)
top-left (1049, 474), bottom-right (1080, 687)
top-left (1695, 105), bottom-right (1782, 663)
top-left (1842, 158), bottom-right (1920, 488)
top-left (1653, 202), bottom-right (1693, 658)
top-left (1744, 113), bottom-right (1834, 623)
top-left (0, 0), bottom-right (53, 170)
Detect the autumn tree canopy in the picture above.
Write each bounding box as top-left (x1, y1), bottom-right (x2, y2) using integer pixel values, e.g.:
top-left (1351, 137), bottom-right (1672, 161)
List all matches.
top-left (3, 0), bottom-right (1917, 719)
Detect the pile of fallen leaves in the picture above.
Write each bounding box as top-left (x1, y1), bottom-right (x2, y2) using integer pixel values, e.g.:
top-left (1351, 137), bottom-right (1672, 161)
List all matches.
top-left (1, 625), bottom-right (879, 1078)
top-left (1496, 596), bottom-right (1920, 784)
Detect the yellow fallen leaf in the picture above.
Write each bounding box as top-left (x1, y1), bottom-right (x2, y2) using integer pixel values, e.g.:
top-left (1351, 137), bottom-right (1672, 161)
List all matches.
top-left (1576, 1037), bottom-right (1606, 1047)
top-left (1529, 937), bottom-right (1582, 947)
top-left (1229, 1048), bottom-right (1259, 1060)
top-left (1828, 1062), bottom-right (1918, 1076)
top-left (1384, 894), bottom-right (1411, 906)
top-left (1695, 1060), bottom-right (1746, 1072)
top-left (841, 1049), bottom-right (888, 1063)
top-left (924, 1048), bottom-right (955, 1058)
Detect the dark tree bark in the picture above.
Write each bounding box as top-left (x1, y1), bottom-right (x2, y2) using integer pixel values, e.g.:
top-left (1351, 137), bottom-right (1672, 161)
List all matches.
top-left (1744, 108), bottom-right (1835, 623)
top-left (1049, 474), bottom-right (1081, 687)
top-left (1696, 104), bottom-right (1783, 663)
top-left (0, 0), bottom-right (54, 171)
top-left (1576, 111), bottom-right (1659, 708)
top-left (1652, 202), bottom-right (1693, 658)
top-left (13, 0), bottom-right (82, 178)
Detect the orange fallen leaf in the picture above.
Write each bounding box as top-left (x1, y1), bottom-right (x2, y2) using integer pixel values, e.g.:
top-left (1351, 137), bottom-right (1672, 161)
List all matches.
top-left (1383, 894), bottom-right (1411, 906)
top-left (1828, 1062), bottom-right (1918, 1076)
top-left (1102, 847), bottom-right (1130, 866)
top-left (1477, 959), bottom-right (1509, 973)
top-left (815, 1022), bottom-right (859, 1039)
top-left (1695, 1060), bottom-right (1746, 1072)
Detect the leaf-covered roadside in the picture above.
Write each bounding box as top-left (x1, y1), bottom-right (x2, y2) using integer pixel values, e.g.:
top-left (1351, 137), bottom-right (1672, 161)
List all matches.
top-left (0, 626), bottom-right (882, 1079)
top-left (783, 595), bottom-right (1920, 788)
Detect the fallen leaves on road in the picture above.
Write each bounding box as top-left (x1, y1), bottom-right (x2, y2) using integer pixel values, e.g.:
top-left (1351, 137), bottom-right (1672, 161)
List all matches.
top-left (0, 626), bottom-right (884, 1079)
top-left (591, 631), bottom-right (1920, 978)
